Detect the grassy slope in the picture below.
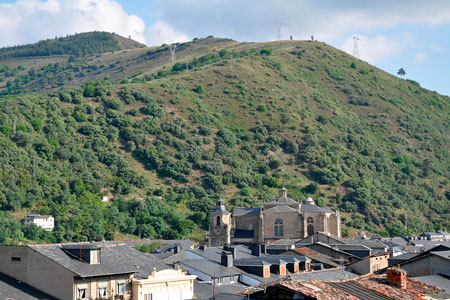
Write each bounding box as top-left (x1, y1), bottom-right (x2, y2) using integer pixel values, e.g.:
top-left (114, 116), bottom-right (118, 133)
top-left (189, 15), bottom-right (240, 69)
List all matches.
top-left (0, 38), bottom-right (448, 241)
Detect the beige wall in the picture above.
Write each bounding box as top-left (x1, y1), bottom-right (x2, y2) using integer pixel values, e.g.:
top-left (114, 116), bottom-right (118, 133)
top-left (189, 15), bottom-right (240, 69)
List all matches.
top-left (350, 255), bottom-right (389, 275)
top-left (132, 269), bottom-right (196, 300)
top-left (0, 246), bottom-right (75, 300)
top-left (74, 274), bottom-right (132, 299)
top-left (263, 211), bottom-right (302, 239)
top-left (209, 212), bottom-right (231, 246)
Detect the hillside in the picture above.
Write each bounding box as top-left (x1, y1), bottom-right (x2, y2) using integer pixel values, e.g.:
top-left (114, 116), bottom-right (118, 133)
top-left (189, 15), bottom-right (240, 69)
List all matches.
top-left (0, 36), bottom-right (448, 245)
top-left (0, 31), bottom-right (145, 59)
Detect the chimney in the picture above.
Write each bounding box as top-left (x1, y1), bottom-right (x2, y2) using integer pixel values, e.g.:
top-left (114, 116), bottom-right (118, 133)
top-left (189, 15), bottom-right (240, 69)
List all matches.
top-left (199, 244), bottom-right (207, 251)
top-left (221, 251), bottom-right (233, 267)
top-left (223, 245), bottom-right (236, 258)
top-left (174, 244), bottom-right (180, 254)
top-left (280, 187), bottom-right (287, 198)
top-left (387, 266), bottom-right (407, 289)
top-left (252, 244), bottom-right (265, 256)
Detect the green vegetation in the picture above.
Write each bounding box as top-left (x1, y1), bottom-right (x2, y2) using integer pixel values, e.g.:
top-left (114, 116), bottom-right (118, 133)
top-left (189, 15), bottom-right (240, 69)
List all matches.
top-left (0, 36), bottom-right (448, 244)
top-left (0, 31), bottom-right (145, 59)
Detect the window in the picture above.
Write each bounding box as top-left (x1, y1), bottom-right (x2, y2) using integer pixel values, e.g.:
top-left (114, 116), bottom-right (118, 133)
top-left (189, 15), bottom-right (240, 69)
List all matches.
top-left (248, 223), bottom-right (253, 230)
top-left (307, 217), bottom-right (314, 224)
top-left (78, 288), bottom-right (87, 298)
top-left (144, 294), bottom-right (153, 300)
top-left (216, 216), bottom-right (221, 226)
top-left (98, 287), bottom-right (107, 298)
top-left (117, 283), bottom-right (126, 294)
top-left (274, 219), bottom-right (283, 236)
top-left (11, 257), bottom-right (21, 261)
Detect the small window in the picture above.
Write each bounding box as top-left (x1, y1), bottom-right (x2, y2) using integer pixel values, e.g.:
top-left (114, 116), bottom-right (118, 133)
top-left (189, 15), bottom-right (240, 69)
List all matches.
top-left (216, 216), bottom-right (221, 226)
top-left (307, 217), bottom-right (314, 224)
top-left (11, 257), bottom-right (21, 261)
top-left (118, 283), bottom-right (126, 294)
top-left (98, 287), bottom-right (107, 298)
top-left (248, 223), bottom-right (253, 230)
top-left (78, 288), bottom-right (87, 298)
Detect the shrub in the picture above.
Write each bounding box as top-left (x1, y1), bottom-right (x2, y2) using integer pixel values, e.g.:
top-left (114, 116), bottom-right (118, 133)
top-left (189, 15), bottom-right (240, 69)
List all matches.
top-left (31, 119), bottom-right (43, 131)
top-left (194, 85), bottom-right (206, 94)
top-left (260, 48), bottom-right (272, 56)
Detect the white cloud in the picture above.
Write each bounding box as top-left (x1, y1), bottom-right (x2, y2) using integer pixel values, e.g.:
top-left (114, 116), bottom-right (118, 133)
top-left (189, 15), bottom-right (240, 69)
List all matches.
top-left (0, 0), bottom-right (149, 47)
top-left (414, 52), bottom-right (428, 64)
top-left (340, 35), bottom-right (405, 64)
top-left (145, 21), bottom-right (189, 46)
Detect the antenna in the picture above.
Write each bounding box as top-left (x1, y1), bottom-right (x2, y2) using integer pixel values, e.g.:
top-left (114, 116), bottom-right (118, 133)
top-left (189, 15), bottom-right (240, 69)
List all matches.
top-left (353, 35), bottom-right (360, 59)
top-left (274, 20), bottom-right (287, 41)
top-left (169, 44), bottom-right (177, 63)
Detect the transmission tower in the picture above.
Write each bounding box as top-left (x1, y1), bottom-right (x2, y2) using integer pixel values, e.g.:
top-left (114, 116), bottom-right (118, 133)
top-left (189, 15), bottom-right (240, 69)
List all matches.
top-left (169, 44), bottom-right (177, 63)
top-left (353, 35), bottom-right (360, 59)
top-left (274, 20), bottom-right (287, 41)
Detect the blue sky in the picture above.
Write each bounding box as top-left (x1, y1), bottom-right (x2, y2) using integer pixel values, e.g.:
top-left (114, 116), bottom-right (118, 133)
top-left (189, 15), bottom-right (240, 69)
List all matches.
top-left (1, 0), bottom-right (450, 96)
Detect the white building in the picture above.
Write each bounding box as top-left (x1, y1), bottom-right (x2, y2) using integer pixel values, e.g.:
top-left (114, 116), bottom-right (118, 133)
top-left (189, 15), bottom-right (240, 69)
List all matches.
top-left (22, 214), bottom-right (54, 231)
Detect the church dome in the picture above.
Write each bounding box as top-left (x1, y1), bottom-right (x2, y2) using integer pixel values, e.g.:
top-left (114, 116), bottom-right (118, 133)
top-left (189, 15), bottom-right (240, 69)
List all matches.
top-left (305, 197), bottom-right (315, 205)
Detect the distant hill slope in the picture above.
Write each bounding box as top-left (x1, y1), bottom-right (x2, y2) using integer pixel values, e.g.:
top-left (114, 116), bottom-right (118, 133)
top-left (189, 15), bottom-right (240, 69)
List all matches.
top-left (0, 31), bottom-right (145, 59)
top-left (0, 36), bottom-right (448, 245)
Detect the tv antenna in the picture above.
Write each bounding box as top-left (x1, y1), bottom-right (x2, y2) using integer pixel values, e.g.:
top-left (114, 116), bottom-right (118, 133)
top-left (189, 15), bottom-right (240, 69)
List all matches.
top-left (274, 20), bottom-right (287, 41)
top-left (353, 35), bottom-right (360, 59)
top-left (169, 44), bottom-right (177, 63)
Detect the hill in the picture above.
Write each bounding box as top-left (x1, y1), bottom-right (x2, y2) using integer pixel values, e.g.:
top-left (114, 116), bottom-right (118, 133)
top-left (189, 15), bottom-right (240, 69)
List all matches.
top-left (0, 31), bottom-right (145, 59)
top-left (0, 36), bottom-right (448, 245)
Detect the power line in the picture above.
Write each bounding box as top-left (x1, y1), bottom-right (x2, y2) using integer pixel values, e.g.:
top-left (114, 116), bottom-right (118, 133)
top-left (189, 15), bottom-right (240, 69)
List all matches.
top-left (274, 20), bottom-right (287, 41)
top-left (169, 44), bottom-right (177, 64)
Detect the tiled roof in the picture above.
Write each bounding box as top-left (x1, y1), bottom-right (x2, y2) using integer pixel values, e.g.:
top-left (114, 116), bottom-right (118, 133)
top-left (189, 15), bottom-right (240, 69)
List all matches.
top-left (300, 204), bottom-right (333, 213)
top-left (0, 272), bottom-right (57, 300)
top-left (179, 259), bottom-right (242, 277)
top-left (233, 207), bottom-right (260, 216)
top-left (288, 248), bottom-right (340, 267)
top-left (269, 196), bottom-right (298, 205)
top-left (264, 204), bottom-right (298, 212)
top-left (29, 243), bottom-right (170, 278)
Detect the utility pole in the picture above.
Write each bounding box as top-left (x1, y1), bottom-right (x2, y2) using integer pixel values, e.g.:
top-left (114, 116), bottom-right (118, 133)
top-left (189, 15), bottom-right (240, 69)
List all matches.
top-left (274, 20), bottom-right (287, 41)
top-left (169, 44), bottom-right (177, 63)
top-left (353, 35), bottom-right (360, 59)
top-left (186, 61), bottom-right (189, 72)
top-left (229, 53), bottom-right (233, 72)
top-left (13, 118), bottom-right (16, 135)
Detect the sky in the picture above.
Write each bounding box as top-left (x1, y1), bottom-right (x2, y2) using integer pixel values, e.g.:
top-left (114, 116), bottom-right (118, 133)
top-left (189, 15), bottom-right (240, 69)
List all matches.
top-left (1, 0), bottom-right (450, 96)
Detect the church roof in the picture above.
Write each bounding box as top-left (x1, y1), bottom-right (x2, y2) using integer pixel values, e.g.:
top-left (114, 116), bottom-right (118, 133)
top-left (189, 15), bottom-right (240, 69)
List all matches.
top-left (300, 204), bottom-right (333, 213)
top-left (269, 196), bottom-right (298, 205)
top-left (211, 206), bottom-right (230, 214)
top-left (265, 205), bottom-right (298, 212)
top-left (233, 207), bottom-right (260, 217)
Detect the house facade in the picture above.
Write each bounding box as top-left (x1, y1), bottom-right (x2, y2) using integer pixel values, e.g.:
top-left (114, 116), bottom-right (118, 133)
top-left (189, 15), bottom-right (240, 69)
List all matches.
top-left (209, 188), bottom-right (341, 246)
top-left (22, 214), bottom-right (54, 231)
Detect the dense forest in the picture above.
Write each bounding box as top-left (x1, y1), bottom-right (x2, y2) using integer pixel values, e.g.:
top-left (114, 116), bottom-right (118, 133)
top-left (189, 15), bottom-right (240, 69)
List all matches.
top-left (0, 31), bottom-right (145, 59)
top-left (0, 35), bottom-right (448, 245)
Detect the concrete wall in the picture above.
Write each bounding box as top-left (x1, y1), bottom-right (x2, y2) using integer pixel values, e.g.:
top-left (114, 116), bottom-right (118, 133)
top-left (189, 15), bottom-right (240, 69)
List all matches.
top-left (350, 255), bottom-right (389, 275)
top-left (0, 246), bottom-right (75, 300)
top-left (402, 254), bottom-right (450, 277)
top-left (401, 256), bottom-right (431, 277)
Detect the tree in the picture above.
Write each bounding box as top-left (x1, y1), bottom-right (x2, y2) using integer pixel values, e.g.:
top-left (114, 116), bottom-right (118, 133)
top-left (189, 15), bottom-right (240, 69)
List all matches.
top-left (397, 68), bottom-right (406, 78)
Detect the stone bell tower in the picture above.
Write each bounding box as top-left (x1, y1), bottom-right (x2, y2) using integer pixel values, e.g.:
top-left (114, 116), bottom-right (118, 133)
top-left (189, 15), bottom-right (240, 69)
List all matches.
top-left (209, 198), bottom-right (232, 246)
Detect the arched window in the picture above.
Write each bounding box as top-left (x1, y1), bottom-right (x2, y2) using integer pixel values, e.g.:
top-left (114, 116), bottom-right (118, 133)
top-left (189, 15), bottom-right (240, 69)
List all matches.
top-left (216, 216), bottom-right (221, 226)
top-left (274, 219), bottom-right (283, 237)
top-left (307, 217), bottom-right (314, 235)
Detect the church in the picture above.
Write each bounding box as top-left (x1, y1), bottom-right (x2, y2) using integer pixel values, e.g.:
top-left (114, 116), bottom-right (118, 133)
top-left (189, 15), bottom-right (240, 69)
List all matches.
top-left (209, 188), bottom-right (341, 246)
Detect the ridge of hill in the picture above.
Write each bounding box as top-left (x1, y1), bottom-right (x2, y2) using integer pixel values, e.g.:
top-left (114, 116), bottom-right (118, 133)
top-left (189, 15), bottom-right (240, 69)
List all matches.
top-left (0, 31), bottom-right (145, 59)
top-left (0, 36), bottom-right (448, 245)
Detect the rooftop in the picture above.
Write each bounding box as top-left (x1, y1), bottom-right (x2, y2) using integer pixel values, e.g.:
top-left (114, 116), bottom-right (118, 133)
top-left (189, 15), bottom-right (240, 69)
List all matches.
top-left (178, 259), bottom-right (242, 277)
top-left (29, 243), bottom-right (171, 278)
top-left (300, 203), bottom-right (333, 213)
top-left (232, 207), bottom-right (260, 217)
top-left (0, 272), bottom-right (57, 300)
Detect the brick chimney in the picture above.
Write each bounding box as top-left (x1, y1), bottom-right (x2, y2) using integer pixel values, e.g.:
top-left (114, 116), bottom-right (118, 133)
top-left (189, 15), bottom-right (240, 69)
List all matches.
top-left (387, 266), bottom-right (407, 289)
